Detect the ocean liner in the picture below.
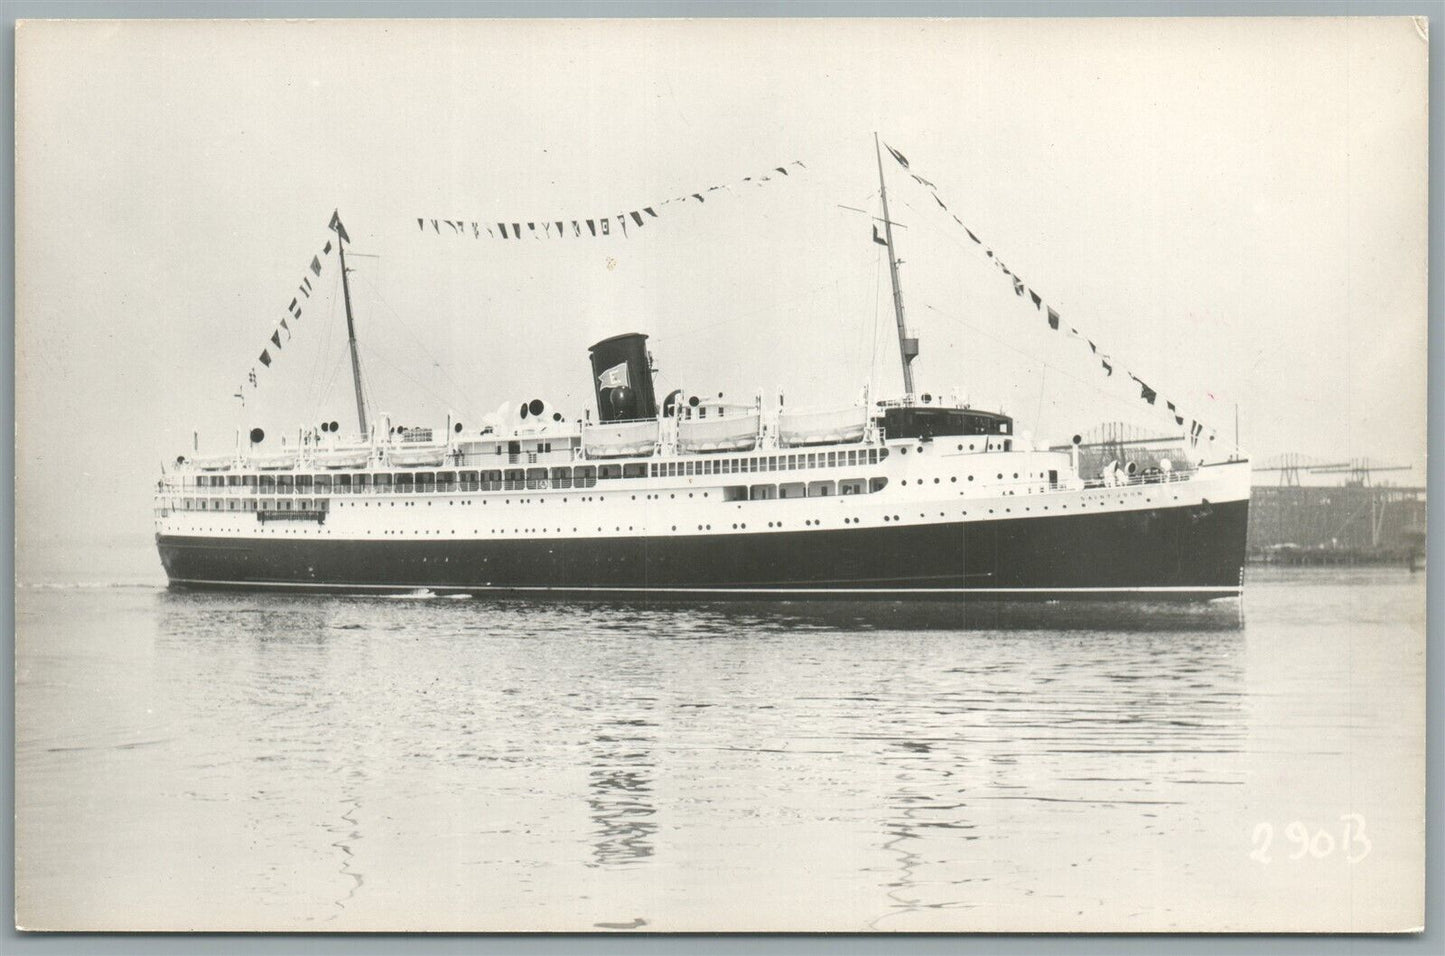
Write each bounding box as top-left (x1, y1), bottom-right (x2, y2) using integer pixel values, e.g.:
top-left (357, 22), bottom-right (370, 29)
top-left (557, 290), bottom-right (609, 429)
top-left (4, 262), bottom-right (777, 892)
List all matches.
top-left (154, 140), bottom-right (1250, 599)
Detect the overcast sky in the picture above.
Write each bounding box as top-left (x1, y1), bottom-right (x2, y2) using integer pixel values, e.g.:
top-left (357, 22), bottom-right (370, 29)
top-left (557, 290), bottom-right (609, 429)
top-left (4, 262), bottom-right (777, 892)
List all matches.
top-left (16, 17), bottom-right (1428, 558)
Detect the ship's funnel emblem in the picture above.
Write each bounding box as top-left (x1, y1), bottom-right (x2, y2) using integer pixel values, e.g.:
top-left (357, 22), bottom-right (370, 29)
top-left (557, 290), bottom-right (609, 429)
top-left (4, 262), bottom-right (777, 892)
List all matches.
top-left (608, 386), bottom-right (635, 417)
top-left (598, 362), bottom-right (630, 389)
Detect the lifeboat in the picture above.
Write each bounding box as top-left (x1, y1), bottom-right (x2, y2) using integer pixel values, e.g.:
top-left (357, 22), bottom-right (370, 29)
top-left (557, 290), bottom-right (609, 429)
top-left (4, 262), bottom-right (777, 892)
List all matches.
top-left (678, 407), bottom-right (760, 453)
top-left (388, 445), bottom-right (447, 467)
top-left (778, 405), bottom-right (868, 447)
top-left (313, 447), bottom-right (372, 469)
top-left (250, 453), bottom-right (299, 470)
top-left (583, 420), bottom-right (658, 458)
top-left (192, 454), bottom-right (234, 471)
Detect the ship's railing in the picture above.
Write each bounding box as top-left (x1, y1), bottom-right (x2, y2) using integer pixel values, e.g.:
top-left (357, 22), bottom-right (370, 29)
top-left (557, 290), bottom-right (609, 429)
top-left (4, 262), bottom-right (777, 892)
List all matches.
top-left (158, 444), bottom-right (895, 502)
top-left (1081, 469), bottom-right (1196, 490)
top-left (156, 472), bottom-right (607, 499)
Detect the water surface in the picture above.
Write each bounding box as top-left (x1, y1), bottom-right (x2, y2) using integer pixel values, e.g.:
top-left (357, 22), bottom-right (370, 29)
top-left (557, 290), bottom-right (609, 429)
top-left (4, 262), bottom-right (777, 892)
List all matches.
top-left (15, 551), bottom-right (1426, 931)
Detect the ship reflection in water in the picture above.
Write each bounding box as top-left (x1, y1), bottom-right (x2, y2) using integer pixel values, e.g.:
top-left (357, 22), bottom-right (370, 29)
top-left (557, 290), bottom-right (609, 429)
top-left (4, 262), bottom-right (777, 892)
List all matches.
top-left (585, 647), bottom-right (661, 868)
top-left (14, 567), bottom-right (1423, 931)
top-left (588, 728), bottom-right (658, 868)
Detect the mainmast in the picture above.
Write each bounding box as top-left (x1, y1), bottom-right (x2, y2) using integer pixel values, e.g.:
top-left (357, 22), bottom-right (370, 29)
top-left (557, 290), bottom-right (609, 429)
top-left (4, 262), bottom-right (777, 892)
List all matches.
top-left (334, 214), bottom-right (370, 438)
top-left (874, 132), bottom-right (918, 398)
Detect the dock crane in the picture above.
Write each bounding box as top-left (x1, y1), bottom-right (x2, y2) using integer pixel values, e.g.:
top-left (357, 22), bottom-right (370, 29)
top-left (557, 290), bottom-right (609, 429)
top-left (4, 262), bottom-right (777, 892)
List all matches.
top-left (1253, 456), bottom-right (1415, 548)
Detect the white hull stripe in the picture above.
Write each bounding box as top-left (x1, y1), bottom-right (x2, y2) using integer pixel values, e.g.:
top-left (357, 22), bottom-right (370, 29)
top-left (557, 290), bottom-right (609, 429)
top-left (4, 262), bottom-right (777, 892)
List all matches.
top-left (169, 578), bottom-right (1240, 595)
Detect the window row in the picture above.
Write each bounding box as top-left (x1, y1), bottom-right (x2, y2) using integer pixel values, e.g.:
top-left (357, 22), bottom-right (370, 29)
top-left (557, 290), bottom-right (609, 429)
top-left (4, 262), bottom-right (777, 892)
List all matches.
top-left (177, 498), bottom-right (327, 512)
top-left (720, 477), bottom-right (888, 501)
top-left (648, 446), bottom-right (886, 478)
top-left (183, 446), bottom-right (890, 492)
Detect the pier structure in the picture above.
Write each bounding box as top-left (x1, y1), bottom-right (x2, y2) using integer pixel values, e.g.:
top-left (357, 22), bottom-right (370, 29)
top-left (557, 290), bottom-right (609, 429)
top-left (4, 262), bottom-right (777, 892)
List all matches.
top-left (1249, 456), bottom-right (1425, 565)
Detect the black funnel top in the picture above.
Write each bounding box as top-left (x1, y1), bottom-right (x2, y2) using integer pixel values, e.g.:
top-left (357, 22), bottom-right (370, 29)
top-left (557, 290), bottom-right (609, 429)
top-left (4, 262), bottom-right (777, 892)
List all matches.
top-left (588, 332), bottom-right (657, 423)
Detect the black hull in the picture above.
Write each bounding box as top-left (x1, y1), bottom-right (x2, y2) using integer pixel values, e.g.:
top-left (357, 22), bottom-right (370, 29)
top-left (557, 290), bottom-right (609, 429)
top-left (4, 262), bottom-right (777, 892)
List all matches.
top-left (158, 499), bottom-right (1248, 601)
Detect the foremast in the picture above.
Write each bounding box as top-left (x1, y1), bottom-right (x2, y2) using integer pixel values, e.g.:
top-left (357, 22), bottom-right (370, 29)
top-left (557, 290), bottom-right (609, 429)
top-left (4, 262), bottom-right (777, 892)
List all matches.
top-left (874, 133), bottom-right (918, 398)
top-left (333, 210), bottom-right (370, 438)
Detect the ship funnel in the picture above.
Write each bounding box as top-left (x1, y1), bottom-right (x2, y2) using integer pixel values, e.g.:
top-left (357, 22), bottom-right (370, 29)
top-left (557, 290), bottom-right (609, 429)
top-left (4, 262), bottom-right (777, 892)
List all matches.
top-left (588, 332), bottom-right (657, 423)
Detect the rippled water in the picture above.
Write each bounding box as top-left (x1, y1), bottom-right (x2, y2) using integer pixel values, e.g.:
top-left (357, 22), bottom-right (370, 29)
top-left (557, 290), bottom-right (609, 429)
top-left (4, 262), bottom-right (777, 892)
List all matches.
top-left (14, 559), bottom-right (1426, 932)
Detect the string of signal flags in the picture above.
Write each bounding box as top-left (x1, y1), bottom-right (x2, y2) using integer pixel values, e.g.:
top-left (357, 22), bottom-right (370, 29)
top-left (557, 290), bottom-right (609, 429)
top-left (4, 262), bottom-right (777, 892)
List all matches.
top-left (233, 160), bottom-right (804, 407)
top-left (414, 160), bottom-right (807, 241)
top-left (233, 210), bottom-right (350, 407)
top-left (879, 143), bottom-right (1216, 448)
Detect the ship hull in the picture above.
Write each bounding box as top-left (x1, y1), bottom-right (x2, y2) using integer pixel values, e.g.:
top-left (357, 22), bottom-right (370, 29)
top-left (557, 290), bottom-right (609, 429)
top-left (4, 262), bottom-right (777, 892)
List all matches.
top-left (157, 497), bottom-right (1248, 600)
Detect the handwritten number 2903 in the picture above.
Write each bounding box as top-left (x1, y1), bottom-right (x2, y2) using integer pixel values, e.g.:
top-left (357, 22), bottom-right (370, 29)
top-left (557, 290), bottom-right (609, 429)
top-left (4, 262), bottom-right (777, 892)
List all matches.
top-left (1250, 815), bottom-right (1371, 864)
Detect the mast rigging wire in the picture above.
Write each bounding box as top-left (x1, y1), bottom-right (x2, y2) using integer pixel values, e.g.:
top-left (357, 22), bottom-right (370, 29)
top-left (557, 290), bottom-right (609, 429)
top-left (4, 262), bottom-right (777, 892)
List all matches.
top-left (302, 268), bottom-right (342, 422)
top-left (351, 269), bottom-right (485, 426)
top-left (922, 301), bottom-right (1163, 430)
top-left (893, 188), bottom-right (1212, 436)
